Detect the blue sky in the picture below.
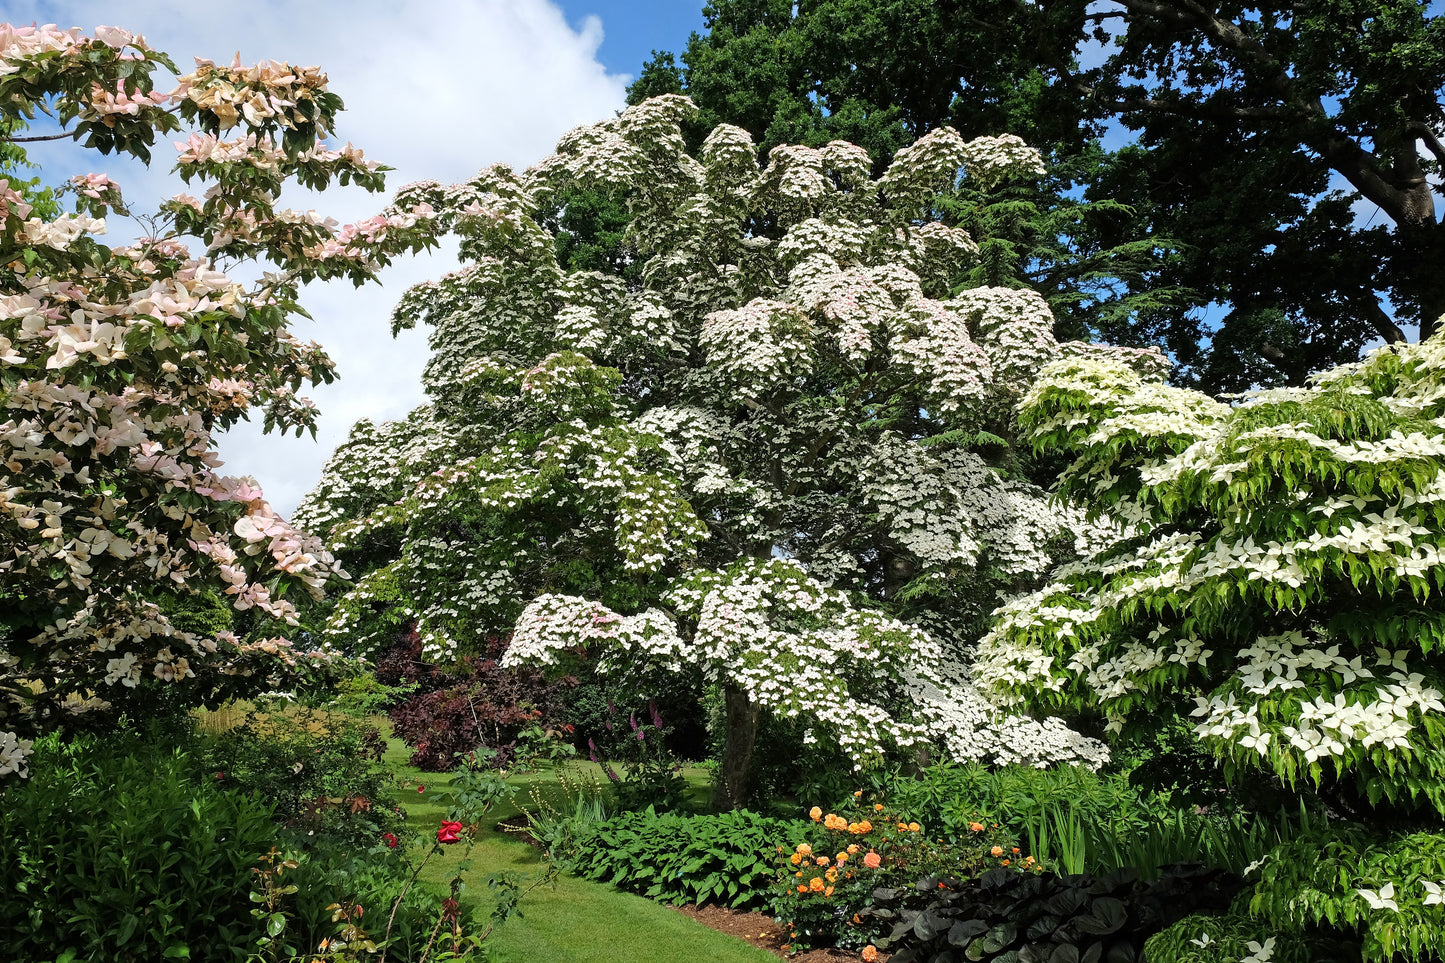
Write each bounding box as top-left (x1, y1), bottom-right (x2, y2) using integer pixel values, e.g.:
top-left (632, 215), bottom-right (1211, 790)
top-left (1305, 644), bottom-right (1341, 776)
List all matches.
top-left (556, 1), bottom-right (704, 78)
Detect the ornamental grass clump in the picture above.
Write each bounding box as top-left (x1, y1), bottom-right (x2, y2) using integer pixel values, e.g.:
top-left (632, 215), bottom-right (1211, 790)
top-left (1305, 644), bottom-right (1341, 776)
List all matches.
top-left (771, 794), bottom-right (1028, 953)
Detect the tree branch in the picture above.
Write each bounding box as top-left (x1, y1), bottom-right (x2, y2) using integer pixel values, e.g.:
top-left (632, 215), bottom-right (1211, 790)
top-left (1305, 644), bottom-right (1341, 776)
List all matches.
top-left (1410, 123), bottom-right (1445, 168)
top-left (1360, 296), bottom-right (1408, 345)
top-left (2, 131), bottom-right (75, 144)
top-left (1086, 0), bottom-right (1423, 225)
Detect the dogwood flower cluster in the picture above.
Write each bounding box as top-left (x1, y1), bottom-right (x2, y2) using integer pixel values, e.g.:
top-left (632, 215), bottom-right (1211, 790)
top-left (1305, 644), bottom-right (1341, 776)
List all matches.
top-left (1, 25), bottom-right (437, 775)
top-left (503, 559), bottom-right (1108, 770)
top-left (0, 729), bottom-right (33, 778)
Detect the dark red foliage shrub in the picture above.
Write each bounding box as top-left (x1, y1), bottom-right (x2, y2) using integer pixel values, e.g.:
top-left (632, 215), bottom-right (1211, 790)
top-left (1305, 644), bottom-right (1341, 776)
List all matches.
top-left (379, 628), bottom-right (575, 771)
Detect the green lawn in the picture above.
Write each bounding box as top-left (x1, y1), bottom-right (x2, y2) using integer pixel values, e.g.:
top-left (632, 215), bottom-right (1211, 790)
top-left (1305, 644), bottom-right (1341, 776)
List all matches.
top-left (379, 736), bottom-right (775, 963)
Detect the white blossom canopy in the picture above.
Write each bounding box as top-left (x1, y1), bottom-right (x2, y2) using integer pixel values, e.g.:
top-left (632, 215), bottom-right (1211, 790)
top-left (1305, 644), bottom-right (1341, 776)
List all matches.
top-left (298, 96), bottom-right (1166, 772)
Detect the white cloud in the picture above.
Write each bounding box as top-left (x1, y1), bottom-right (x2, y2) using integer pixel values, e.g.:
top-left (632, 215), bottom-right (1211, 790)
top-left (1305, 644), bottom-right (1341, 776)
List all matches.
top-left (14, 0), bottom-right (629, 513)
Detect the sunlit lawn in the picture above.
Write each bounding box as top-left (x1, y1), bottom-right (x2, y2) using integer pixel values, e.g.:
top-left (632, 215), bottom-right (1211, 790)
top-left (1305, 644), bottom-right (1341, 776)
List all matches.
top-left (378, 734), bottom-right (774, 963)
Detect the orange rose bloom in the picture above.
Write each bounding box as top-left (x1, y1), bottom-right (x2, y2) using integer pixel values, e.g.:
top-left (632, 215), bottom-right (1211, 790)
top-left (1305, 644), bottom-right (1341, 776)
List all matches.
top-left (874, 804), bottom-right (884, 812)
top-left (969, 822), bottom-right (985, 832)
top-left (810, 806), bottom-right (823, 821)
top-left (798, 885), bottom-right (809, 893)
top-left (859, 820), bottom-right (872, 833)
top-left (810, 877), bottom-right (826, 892)
top-left (862, 945), bottom-right (879, 962)
top-left (837, 852), bottom-right (849, 863)
top-left (897, 823), bottom-right (908, 831)
top-left (797, 843), bottom-right (812, 856)
top-left (816, 856), bottom-right (829, 866)
top-left (863, 852), bottom-right (882, 869)
top-left (790, 853), bottom-right (802, 865)
top-left (825, 885), bottom-right (834, 897)
top-left (909, 822), bottom-right (921, 832)
top-left (853, 790), bottom-right (863, 798)
top-left (826, 868), bottom-right (838, 882)
top-left (990, 846), bottom-right (1004, 856)
top-left (847, 844), bottom-right (860, 854)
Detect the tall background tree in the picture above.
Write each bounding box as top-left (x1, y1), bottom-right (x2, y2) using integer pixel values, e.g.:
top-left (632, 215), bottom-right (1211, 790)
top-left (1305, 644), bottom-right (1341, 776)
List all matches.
top-left (634, 0), bottom-right (1445, 393)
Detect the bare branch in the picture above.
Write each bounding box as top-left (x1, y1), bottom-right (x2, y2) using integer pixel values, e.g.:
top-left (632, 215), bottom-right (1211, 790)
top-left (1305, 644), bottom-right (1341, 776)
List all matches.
top-left (2, 131), bottom-right (75, 144)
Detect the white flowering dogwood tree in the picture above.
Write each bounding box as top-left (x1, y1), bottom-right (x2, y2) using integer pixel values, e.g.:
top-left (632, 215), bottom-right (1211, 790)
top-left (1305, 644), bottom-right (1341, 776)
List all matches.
top-left (977, 339), bottom-right (1445, 961)
top-left (0, 24), bottom-right (437, 781)
top-left (298, 95), bottom-right (1165, 807)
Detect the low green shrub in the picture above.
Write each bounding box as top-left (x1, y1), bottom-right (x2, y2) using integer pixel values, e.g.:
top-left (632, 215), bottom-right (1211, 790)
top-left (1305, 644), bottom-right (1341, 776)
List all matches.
top-left (0, 727), bottom-right (443, 963)
top-left (0, 730), bottom-right (280, 962)
top-left (1241, 822), bottom-right (1444, 963)
top-left (569, 808), bottom-right (801, 909)
top-left (325, 669), bottom-right (418, 718)
top-left (865, 864), bottom-right (1244, 963)
top-left (198, 703), bottom-right (398, 851)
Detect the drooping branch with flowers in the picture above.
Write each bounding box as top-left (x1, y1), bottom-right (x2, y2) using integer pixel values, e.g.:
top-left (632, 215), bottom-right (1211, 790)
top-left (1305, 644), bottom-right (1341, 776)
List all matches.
top-left (976, 340), bottom-right (1445, 961)
top-left (298, 94), bottom-right (1164, 808)
top-left (0, 23), bottom-right (439, 780)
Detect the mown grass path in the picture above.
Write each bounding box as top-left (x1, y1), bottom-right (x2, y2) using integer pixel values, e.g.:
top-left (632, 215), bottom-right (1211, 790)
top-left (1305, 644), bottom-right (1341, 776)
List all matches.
top-left (379, 735), bottom-right (776, 963)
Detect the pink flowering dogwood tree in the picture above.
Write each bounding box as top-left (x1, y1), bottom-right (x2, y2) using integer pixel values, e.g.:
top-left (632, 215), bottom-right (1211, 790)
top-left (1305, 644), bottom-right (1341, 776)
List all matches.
top-left (0, 23), bottom-right (437, 780)
top-left (297, 95), bottom-right (1165, 808)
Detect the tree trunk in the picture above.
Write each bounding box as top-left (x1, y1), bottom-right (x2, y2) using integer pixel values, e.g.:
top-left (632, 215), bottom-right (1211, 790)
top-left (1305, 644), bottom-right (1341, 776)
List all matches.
top-left (1399, 218), bottom-right (1445, 342)
top-left (713, 683), bottom-right (760, 811)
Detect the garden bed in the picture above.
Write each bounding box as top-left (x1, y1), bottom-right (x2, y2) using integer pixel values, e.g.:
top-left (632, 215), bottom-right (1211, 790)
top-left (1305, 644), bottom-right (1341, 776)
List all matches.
top-left (670, 904), bottom-right (880, 963)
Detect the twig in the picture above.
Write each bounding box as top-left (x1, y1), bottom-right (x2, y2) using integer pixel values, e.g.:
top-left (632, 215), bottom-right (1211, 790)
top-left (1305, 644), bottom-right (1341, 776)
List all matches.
top-left (378, 847), bottom-right (436, 963)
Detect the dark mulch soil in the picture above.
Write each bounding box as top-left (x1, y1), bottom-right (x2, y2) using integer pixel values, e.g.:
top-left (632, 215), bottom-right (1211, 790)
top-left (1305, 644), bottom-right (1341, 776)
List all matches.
top-left (669, 903), bottom-right (886, 963)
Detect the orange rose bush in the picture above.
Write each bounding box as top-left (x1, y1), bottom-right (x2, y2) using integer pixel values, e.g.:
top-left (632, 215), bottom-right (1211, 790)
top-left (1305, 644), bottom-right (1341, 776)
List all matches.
top-left (771, 794), bottom-right (1026, 953)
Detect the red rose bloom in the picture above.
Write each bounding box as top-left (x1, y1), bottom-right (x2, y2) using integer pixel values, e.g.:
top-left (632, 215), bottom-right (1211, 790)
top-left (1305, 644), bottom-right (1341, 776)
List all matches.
top-left (382, 833), bottom-right (398, 849)
top-left (437, 821), bottom-right (464, 844)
